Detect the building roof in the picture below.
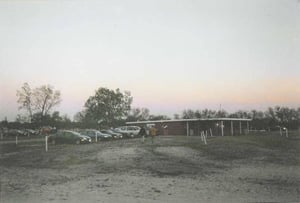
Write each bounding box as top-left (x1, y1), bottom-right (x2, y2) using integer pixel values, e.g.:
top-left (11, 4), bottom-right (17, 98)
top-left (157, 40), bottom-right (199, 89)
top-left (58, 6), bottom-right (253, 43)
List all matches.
top-left (126, 118), bottom-right (252, 125)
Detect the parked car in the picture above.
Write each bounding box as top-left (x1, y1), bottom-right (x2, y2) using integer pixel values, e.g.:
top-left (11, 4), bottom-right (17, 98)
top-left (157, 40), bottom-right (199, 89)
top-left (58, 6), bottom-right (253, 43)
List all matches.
top-left (111, 129), bottom-right (131, 138)
top-left (79, 129), bottom-right (112, 141)
top-left (114, 126), bottom-right (141, 138)
top-left (6, 129), bottom-right (27, 137)
top-left (100, 129), bottom-right (123, 139)
top-left (25, 129), bottom-right (39, 136)
top-left (48, 130), bottom-right (91, 145)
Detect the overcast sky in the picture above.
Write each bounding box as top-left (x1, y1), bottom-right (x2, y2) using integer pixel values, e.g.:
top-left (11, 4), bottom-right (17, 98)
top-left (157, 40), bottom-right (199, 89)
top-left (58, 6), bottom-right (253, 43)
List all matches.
top-left (0, 0), bottom-right (299, 121)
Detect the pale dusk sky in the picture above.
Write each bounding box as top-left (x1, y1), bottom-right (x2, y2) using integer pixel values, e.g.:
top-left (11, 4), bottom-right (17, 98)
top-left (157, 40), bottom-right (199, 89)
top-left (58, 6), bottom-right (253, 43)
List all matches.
top-left (0, 0), bottom-right (299, 121)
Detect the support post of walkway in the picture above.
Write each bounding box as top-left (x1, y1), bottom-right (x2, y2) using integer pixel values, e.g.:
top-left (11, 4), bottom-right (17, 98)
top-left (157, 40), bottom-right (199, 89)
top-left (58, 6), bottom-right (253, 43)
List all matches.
top-left (186, 121), bottom-right (189, 136)
top-left (247, 121), bottom-right (249, 134)
top-left (239, 121), bottom-right (242, 135)
top-left (221, 121), bottom-right (224, 136)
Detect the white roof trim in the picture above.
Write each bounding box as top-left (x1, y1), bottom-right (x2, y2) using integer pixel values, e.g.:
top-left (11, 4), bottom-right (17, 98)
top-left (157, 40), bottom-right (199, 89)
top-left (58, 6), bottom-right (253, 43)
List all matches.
top-left (126, 118), bottom-right (251, 125)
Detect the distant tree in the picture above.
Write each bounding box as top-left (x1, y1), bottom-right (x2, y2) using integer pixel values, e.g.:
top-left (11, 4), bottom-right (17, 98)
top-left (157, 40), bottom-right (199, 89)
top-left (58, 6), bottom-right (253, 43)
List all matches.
top-left (229, 110), bottom-right (249, 118)
top-left (61, 114), bottom-right (71, 123)
top-left (173, 114), bottom-right (180, 119)
top-left (181, 108), bottom-right (229, 119)
top-left (194, 110), bottom-right (202, 118)
top-left (0, 117), bottom-right (8, 128)
top-left (181, 109), bottom-right (195, 119)
top-left (127, 107), bottom-right (150, 121)
top-left (265, 107), bottom-right (278, 128)
top-left (84, 87), bottom-right (132, 126)
top-left (250, 110), bottom-right (264, 120)
top-left (273, 106), bottom-right (299, 128)
top-left (51, 111), bottom-right (63, 123)
top-left (215, 109), bottom-right (228, 118)
top-left (15, 114), bottom-right (29, 123)
top-left (201, 109), bottom-right (216, 118)
top-left (149, 114), bottom-right (170, 121)
top-left (17, 83), bottom-right (61, 123)
top-left (73, 111), bottom-right (86, 122)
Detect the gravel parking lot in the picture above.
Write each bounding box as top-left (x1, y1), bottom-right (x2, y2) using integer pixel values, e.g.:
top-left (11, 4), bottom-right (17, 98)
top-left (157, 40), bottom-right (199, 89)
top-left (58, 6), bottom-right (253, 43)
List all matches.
top-left (0, 134), bottom-right (299, 202)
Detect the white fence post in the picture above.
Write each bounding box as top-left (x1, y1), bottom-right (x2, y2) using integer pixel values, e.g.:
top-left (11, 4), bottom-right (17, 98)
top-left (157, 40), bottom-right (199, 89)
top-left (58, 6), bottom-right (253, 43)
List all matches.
top-left (221, 121), bottom-right (224, 136)
top-left (200, 131), bottom-right (207, 145)
top-left (210, 128), bottom-right (213, 137)
top-left (284, 128), bottom-right (289, 138)
top-left (45, 136), bottom-right (48, 152)
top-left (95, 134), bottom-right (98, 143)
top-left (280, 128), bottom-right (283, 136)
top-left (203, 132), bottom-right (207, 145)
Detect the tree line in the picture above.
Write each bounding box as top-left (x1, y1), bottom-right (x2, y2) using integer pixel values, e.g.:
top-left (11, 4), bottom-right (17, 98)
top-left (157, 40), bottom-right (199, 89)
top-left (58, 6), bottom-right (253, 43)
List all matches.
top-left (1, 83), bottom-right (299, 130)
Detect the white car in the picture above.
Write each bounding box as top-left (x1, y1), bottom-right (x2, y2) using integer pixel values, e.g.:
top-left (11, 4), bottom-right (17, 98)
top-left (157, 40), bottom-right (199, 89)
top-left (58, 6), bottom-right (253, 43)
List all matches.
top-left (114, 126), bottom-right (141, 138)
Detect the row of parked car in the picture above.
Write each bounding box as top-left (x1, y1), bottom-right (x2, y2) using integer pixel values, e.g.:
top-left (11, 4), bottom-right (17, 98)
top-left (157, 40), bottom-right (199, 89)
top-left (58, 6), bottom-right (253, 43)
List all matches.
top-left (47, 126), bottom-right (143, 145)
top-left (1, 128), bottom-right (40, 137)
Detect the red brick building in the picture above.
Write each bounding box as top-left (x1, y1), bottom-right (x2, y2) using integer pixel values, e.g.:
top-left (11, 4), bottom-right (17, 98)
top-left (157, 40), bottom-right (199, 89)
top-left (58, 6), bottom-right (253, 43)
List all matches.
top-left (126, 118), bottom-right (251, 136)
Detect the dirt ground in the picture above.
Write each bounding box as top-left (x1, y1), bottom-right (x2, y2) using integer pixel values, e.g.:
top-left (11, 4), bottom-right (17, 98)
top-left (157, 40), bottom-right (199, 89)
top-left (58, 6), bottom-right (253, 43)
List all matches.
top-left (0, 134), bottom-right (299, 203)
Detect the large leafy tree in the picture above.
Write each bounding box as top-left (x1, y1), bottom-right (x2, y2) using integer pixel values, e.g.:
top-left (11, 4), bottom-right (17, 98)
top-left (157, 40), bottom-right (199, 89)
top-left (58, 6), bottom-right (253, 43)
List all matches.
top-left (84, 87), bottom-right (132, 126)
top-left (17, 83), bottom-right (61, 123)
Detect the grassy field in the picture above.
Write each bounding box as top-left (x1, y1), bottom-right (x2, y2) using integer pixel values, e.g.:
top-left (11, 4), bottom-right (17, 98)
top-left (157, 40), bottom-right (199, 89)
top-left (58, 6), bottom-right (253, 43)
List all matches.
top-left (0, 131), bottom-right (299, 202)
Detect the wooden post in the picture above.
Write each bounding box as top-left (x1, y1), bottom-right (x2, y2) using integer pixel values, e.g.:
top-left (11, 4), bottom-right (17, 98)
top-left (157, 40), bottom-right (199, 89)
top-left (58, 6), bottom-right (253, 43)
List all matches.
top-left (45, 136), bottom-right (48, 152)
top-left (95, 133), bottom-right (98, 143)
top-left (231, 121), bottom-right (234, 136)
top-left (221, 121), bottom-right (224, 136)
top-left (16, 136), bottom-right (18, 145)
top-left (205, 130), bottom-right (208, 138)
top-left (286, 129), bottom-right (288, 138)
top-left (209, 128), bottom-right (213, 137)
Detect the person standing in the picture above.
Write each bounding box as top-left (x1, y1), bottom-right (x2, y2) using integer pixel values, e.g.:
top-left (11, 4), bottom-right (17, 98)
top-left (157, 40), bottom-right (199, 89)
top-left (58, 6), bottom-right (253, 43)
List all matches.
top-left (150, 125), bottom-right (157, 144)
top-left (139, 127), bottom-right (146, 143)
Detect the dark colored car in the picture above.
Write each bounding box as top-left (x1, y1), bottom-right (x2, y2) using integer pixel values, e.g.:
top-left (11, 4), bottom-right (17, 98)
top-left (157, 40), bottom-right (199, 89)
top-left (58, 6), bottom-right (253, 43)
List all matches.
top-left (6, 129), bottom-right (27, 137)
top-left (79, 129), bottom-right (112, 141)
top-left (100, 129), bottom-right (123, 139)
top-left (48, 130), bottom-right (91, 145)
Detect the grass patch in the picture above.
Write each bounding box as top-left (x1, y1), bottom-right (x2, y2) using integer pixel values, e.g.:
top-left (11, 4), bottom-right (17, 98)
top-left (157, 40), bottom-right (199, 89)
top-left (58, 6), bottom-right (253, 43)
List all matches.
top-left (183, 133), bottom-right (300, 165)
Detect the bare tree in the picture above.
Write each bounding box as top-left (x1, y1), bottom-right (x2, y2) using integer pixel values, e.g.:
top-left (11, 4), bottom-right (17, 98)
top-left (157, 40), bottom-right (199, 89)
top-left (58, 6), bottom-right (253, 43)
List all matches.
top-left (16, 82), bottom-right (33, 122)
top-left (32, 85), bottom-right (61, 122)
top-left (17, 83), bottom-right (62, 123)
